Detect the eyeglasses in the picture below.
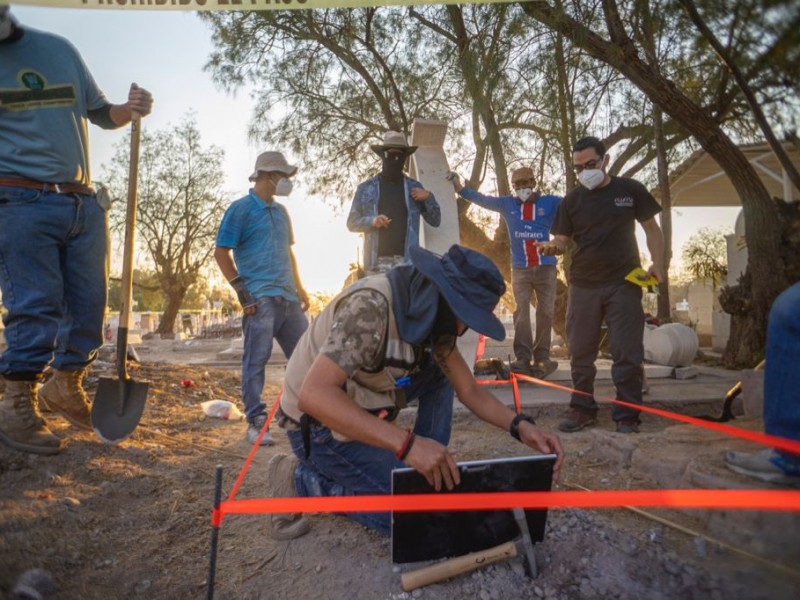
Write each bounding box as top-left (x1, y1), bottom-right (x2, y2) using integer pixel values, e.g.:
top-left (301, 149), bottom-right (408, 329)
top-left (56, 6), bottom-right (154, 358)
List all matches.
top-left (512, 179), bottom-right (535, 190)
top-left (573, 155), bottom-right (605, 173)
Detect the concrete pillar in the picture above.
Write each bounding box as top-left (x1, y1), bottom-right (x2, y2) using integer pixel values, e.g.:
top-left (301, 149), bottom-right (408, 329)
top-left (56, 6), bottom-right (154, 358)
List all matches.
top-left (408, 118), bottom-right (480, 369)
top-left (408, 119), bottom-right (459, 255)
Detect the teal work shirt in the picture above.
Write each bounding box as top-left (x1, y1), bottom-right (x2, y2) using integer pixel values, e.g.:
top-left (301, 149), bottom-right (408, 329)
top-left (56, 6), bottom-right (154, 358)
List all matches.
top-left (216, 190), bottom-right (299, 302)
top-left (0, 28), bottom-right (108, 185)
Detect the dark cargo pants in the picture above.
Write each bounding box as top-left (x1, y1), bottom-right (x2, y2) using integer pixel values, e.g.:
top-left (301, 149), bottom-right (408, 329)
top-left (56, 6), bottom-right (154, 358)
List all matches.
top-left (566, 282), bottom-right (644, 422)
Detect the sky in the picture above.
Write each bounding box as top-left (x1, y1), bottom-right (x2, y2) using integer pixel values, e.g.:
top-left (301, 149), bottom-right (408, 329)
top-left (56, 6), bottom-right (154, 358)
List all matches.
top-left (10, 4), bottom-right (743, 294)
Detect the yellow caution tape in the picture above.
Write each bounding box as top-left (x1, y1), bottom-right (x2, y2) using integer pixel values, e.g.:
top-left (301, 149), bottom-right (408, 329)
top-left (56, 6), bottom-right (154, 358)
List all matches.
top-left (3, 0), bottom-right (517, 11)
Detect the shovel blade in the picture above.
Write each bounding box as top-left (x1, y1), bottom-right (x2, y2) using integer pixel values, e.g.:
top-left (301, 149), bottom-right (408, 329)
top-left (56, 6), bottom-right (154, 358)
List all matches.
top-left (92, 376), bottom-right (149, 443)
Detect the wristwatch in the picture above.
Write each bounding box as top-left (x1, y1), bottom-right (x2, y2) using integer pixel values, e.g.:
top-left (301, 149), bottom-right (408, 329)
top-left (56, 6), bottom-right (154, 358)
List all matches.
top-left (509, 413), bottom-right (535, 441)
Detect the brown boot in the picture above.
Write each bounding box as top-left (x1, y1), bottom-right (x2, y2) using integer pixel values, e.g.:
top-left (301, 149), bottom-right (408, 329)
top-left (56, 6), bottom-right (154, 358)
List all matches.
top-left (39, 369), bottom-right (91, 430)
top-left (265, 454), bottom-right (311, 540)
top-left (0, 380), bottom-right (63, 455)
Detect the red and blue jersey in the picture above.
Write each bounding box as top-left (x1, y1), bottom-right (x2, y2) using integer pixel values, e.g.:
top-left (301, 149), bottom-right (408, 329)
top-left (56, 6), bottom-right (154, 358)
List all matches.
top-left (458, 187), bottom-right (561, 268)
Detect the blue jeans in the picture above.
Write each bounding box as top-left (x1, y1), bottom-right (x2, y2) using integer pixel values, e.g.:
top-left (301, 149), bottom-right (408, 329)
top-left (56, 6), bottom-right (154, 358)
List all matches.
top-left (0, 186), bottom-right (108, 375)
top-left (241, 296), bottom-right (308, 421)
top-left (566, 282), bottom-right (644, 422)
top-left (764, 282), bottom-right (800, 461)
top-left (287, 362), bottom-right (454, 534)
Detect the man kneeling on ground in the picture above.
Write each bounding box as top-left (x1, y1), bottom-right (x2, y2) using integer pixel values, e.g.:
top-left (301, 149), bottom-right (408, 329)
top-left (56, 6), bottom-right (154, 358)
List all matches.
top-left (268, 245), bottom-right (564, 538)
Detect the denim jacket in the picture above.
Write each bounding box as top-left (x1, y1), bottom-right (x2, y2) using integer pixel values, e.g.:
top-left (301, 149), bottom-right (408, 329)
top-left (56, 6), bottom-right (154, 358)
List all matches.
top-left (347, 174), bottom-right (441, 271)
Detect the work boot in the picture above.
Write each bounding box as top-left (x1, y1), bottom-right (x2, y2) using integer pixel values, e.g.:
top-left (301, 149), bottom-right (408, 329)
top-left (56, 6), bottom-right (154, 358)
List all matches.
top-left (557, 408), bottom-right (597, 433)
top-left (509, 359), bottom-right (533, 376)
top-left (265, 453), bottom-right (311, 540)
top-left (0, 380), bottom-right (63, 455)
top-left (531, 359), bottom-right (559, 379)
top-left (39, 369), bottom-right (91, 430)
top-left (615, 419), bottom-right (641, 434)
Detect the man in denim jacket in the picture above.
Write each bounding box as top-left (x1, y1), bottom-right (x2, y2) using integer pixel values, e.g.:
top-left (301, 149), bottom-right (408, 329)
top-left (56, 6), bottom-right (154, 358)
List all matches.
top-left (347, 131), bottom-right (441, 275)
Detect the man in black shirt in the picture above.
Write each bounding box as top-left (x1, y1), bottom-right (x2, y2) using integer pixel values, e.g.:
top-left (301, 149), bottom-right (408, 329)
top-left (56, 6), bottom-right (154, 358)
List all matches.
top-left (541, 136), bottom-right (664, 434)
top-left (347, 131), bottom-right (440, 275)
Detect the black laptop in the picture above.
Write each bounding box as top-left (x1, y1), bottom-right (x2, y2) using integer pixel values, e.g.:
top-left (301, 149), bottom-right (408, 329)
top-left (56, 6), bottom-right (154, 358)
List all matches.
top-left (391, 454), bottom-right (556, 563)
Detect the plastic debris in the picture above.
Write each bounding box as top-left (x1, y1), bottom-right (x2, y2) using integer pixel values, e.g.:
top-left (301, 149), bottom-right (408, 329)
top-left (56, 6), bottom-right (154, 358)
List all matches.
top-left (201, 400), bottom-right (244, 420)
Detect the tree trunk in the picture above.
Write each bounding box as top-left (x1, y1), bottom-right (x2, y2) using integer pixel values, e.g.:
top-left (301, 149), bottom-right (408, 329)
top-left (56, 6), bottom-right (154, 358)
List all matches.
top-left (157, 288), bottom-right (186, 335)
top-left (653, 106), bottom-right (673, 322)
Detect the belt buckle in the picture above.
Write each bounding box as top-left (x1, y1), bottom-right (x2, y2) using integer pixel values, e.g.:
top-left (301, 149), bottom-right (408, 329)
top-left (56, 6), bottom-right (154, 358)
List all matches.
top-left (53, 183), bottom-right (63, 194)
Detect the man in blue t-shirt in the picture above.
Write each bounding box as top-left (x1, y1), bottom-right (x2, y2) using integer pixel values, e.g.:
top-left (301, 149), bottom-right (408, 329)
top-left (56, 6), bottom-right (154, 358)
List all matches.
top-left (541, 136), bottom-right (665, 434)
top-left (0, 8), bottom-right (153, 456)
top-left (215, 151), bottom-right (310, 447)
top-left (446, 167), bottom-right (562, 378)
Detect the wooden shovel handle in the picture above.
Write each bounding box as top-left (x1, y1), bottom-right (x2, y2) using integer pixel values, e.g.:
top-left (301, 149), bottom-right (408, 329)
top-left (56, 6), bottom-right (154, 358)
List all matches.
top-left (400, 541), bottom-right (517, 592)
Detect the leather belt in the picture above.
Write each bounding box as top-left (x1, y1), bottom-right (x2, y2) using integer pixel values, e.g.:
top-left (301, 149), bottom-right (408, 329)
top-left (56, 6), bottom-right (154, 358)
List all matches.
top-left (0, 177), bottom-right (94, 196)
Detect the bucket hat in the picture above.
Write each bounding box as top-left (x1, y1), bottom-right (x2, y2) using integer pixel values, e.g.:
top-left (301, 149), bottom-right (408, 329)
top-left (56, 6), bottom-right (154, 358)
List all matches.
top-left (249, 151), bottom-right (297, 182)
top-left (409, 245), bottom-right (506, 340)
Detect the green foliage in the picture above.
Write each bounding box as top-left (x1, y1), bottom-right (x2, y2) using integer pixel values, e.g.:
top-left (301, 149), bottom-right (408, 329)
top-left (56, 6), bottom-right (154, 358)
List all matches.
top-left (102, 114), bottom-right (228, 332)
top-left (681, 227), bottom-right (730, 285)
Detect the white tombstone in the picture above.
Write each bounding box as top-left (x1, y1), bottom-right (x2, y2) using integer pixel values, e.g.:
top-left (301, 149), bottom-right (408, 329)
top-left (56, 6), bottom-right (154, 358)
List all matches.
top-left (408, 118), bottom-right (480, 370)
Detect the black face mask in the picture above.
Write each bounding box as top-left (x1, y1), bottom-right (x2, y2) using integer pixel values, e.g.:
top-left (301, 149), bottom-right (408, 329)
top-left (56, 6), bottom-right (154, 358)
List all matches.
top-left (381, 152), bottom-right (406, 180)
top-left (430, 295), bottom-right (459, 353)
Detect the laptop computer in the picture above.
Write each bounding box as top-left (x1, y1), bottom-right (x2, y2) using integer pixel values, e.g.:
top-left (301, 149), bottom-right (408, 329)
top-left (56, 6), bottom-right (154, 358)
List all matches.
top-left (391, 454), bottom-right (556, 563)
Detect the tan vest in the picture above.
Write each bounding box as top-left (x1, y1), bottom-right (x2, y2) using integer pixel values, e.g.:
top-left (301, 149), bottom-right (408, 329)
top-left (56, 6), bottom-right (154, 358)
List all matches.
top-left (281, 275), bottom-right (422, 430)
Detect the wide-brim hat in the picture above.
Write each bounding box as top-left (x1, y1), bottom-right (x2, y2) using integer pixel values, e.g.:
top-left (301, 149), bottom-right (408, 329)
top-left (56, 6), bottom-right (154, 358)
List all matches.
top-left (370, 130), bottom-right (418, 157)
top-left (249, 151), bottom-right (298, 182)
top-left (409, 245), bottom-right (506, 341)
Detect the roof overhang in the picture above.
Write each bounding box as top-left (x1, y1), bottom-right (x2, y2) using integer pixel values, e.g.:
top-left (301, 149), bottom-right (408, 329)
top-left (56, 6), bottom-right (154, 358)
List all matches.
top-left (652, 141), bottom-right (800, 207)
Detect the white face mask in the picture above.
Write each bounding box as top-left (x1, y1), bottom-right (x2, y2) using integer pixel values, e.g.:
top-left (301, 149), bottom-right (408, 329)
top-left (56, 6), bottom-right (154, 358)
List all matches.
top-left (274, 177), bottom-right (293, 196)
top-left (578, 169), bottom-right (605, 190)
top-left (516, 188), bottom-right (533, 202)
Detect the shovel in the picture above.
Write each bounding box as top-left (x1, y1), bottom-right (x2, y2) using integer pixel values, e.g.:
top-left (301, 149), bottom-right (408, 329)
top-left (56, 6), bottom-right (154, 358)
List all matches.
top-left (92, 112), bottom-right (149, 443)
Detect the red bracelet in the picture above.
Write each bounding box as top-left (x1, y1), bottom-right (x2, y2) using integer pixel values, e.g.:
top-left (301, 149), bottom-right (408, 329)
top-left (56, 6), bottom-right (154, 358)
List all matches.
top-left (395, 429), bottom-right (416, 461)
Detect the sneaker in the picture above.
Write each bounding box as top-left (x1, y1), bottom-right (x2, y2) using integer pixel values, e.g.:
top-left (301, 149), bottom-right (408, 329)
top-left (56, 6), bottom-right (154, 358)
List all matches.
top-left (246, 414), bottom-right (274, 447)
top-left (726, 449), bottom-right (800, 487)
top-left (509, 359), bottom-right (533, 375)
top-left (265, 454), bottom-right (311, 540)
top-left (558, 408), bottom-right (597, 433)
top-left (39, 369), bottom-right (91, 430)
top-left (615, 419), bottom-right (641, 434)
top-left (531, 359), bottom-right (559, 379)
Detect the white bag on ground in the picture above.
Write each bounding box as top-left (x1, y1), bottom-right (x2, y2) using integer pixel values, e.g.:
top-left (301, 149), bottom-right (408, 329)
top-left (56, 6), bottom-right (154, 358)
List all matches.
top-left (201, 400), bottom-right (244, 420)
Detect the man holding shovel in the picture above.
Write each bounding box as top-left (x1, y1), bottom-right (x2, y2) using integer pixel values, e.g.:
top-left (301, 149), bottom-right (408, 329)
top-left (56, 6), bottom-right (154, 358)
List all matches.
top-left (0, 6), bottom-right (153, 455)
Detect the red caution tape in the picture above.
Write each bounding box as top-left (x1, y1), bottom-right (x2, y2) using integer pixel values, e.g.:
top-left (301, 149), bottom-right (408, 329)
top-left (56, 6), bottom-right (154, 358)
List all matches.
top-left (511, 373), bottom-right (800, 456)
top-left (227, 390), bottom-right (282, 504)
top-left (211, 507), bottom-right (223, 528)
top-left (219, 489), bottom-right (800, 516)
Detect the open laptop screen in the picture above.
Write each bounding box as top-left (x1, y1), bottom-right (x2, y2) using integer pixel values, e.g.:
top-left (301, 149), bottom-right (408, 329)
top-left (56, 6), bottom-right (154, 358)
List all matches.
top-left (391, 454), bottom-right (556, 563)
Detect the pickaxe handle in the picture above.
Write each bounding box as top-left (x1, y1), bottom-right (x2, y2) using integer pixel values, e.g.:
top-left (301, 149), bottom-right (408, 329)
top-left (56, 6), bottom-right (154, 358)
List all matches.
top-left (400, 541), bottom-right (517, 592)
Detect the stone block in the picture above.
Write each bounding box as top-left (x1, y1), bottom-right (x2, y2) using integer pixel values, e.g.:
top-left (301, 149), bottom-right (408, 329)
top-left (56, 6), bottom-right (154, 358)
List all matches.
top-left (588, 430), bottom-right (639, 469)
top-left (740, 369), bottom-right (764, 418)
top-left (674, 366), bottom-right (698, 380)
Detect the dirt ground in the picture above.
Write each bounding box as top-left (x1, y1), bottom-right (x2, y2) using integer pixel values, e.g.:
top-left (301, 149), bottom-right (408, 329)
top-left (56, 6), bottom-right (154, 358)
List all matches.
top-left (1, 338), bottom-right (798, 599)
